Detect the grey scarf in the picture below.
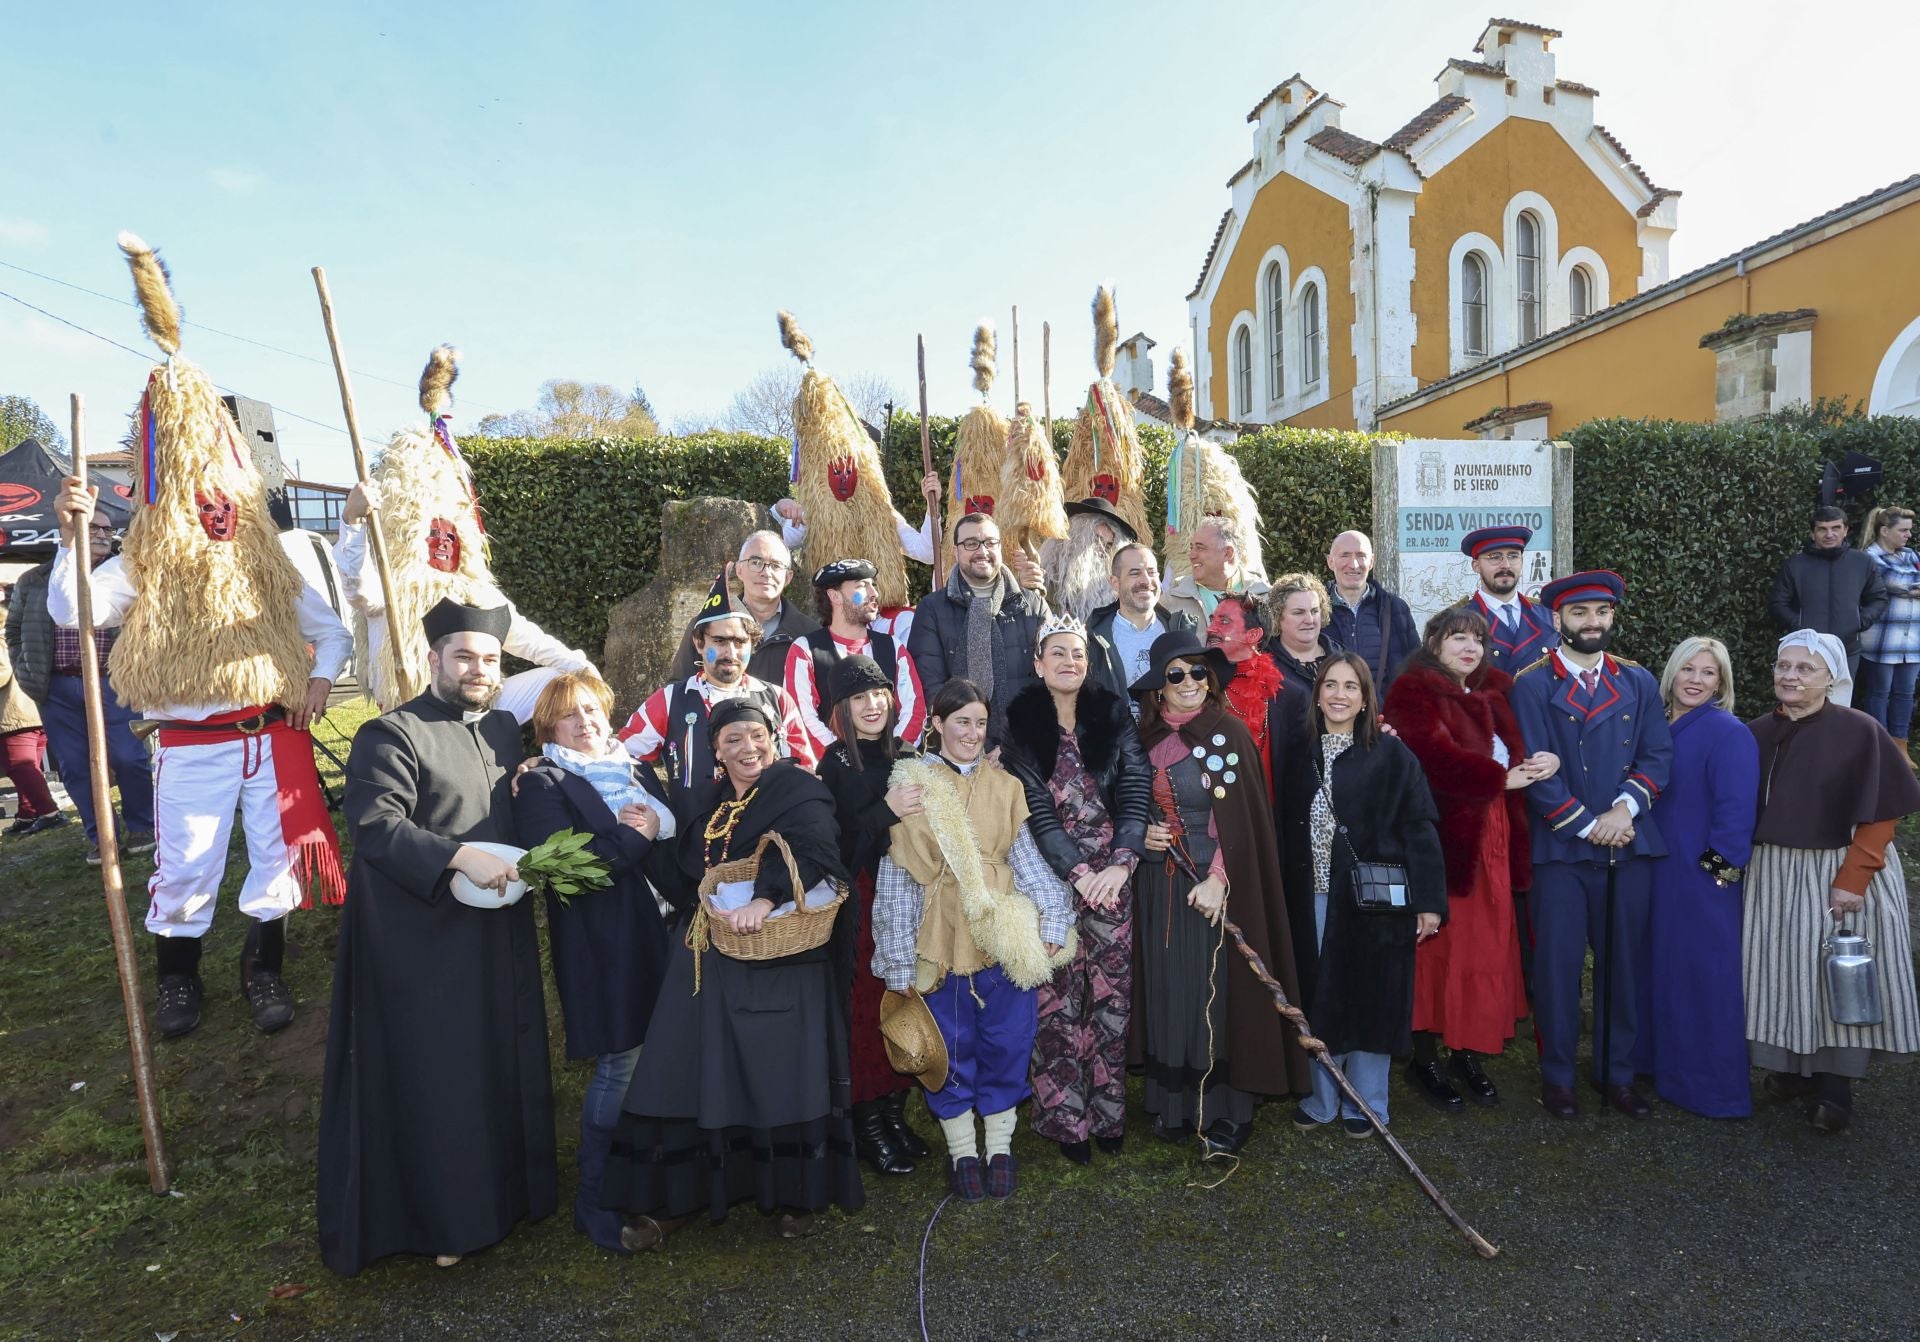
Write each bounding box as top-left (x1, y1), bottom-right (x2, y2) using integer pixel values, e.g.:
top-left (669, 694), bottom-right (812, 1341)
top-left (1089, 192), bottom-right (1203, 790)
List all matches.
top-left (950, 564), bottom-right (1016, 702)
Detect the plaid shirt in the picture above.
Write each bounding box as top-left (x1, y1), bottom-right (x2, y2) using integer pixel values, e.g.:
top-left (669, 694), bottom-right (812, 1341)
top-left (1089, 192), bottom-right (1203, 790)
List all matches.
top-left (870, 757), bottom-right (1071, 991)
top-left (1861, 544), bottom-right (1920, 663)
top-left (51, 623), bottom-right (120, 675)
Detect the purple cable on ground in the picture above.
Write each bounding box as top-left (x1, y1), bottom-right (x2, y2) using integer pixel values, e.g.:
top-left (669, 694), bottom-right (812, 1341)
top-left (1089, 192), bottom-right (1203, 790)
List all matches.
top-left (918, 1193), bottom-right (954, 1342)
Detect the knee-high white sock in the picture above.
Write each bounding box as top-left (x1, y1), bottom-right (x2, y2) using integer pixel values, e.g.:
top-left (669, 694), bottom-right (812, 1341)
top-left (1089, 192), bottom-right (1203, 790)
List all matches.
top-left (939, 1111), bottom-right (979, 1160)
top-left (981, 1107), bottom-right (1018, 1158)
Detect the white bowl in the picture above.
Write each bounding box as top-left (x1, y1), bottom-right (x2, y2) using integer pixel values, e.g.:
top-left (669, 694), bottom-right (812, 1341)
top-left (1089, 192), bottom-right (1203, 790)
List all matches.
top-left (450, 841), bottom-right (530, 908)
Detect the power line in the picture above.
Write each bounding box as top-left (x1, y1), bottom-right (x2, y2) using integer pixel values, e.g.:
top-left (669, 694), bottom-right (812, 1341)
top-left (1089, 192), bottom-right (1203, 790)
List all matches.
top-left (0, 256), bottom-right (507, 415)
top-left (0, 284), bottom-right (349, 438)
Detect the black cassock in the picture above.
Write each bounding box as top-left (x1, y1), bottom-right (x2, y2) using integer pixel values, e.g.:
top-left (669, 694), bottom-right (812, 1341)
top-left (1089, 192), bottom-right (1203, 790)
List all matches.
top-left (317, 691), bottom-right (556, 1276)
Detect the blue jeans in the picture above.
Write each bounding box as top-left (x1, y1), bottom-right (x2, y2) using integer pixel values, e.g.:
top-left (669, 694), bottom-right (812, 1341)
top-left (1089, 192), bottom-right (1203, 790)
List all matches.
top-left (1859, 658), bottom-right (1920, 739)
top-left (40, 672), bottom-right (155, 842)
top-left (582, 1045), bottom-right (641, 1130)
top-left (1299, 891), bottom-right (1392, 1124)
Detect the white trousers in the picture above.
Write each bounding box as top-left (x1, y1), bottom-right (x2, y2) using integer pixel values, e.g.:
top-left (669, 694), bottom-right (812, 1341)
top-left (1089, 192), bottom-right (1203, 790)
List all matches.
top-left (147, 734), bottom-right (303, 938)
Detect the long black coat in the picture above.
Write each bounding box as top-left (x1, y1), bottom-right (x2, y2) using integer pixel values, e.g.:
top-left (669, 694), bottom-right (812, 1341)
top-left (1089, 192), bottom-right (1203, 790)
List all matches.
top-left (1280, 731), bottom-right (1447, 1057)
top-left (513, 761), bottom-right (675, 1060)
top-left (1001, 680), bottom-right (1150, 880)
top-left (318, 692), bottom-right (556, 1277)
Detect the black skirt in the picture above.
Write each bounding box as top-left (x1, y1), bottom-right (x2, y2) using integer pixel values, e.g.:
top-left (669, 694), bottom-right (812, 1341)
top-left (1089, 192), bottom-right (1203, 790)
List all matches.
top-left (1135, 862), bottom-right (1254, 1129)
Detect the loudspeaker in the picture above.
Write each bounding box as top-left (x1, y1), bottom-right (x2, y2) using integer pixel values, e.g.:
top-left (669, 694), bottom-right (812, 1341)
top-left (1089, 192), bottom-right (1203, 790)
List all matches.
top-left (1819, 452), bottom-right (1882, 507)
top-left (221, 394), bottom-right (293, 529)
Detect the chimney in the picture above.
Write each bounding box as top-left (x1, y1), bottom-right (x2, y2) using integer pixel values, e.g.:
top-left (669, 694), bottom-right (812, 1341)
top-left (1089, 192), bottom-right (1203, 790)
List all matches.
top-left (1115, 332), bottom-right (1157, 397)
top-left (1474, 19), bottom-right (1558, 87)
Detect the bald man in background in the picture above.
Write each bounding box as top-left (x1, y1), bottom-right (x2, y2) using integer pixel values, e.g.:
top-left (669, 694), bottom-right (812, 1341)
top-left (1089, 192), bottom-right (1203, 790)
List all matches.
top-left (1323, 530), bottom-right (1417, 693)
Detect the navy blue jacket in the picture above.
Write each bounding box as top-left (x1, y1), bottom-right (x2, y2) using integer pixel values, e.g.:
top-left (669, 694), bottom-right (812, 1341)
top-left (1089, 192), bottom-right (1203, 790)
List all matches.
top-left (1455, 590), bottom-right (1558, 673)
top-left (1326, 579), bottom-right (1418, 692)
top-left (1509, 651), bottom-right (1673, 866)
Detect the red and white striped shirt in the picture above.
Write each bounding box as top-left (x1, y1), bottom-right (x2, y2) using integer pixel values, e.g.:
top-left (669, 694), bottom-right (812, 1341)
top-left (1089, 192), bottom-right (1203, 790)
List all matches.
top-left (783, 630), bottom-right (926, 754)
top-left (618, 674), bottom-right (818, 770)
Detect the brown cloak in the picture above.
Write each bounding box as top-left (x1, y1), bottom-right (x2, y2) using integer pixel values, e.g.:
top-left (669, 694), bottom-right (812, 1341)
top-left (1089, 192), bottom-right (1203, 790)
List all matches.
top-left (1139, 701), bottom-right (1312, 1097)
top-left (1749, 702), bottom-right (1920, 847)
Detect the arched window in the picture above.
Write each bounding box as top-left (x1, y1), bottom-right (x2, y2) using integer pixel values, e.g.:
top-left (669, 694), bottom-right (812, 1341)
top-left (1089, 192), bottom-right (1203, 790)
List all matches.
top-left (1233, 326), bottom-right (1253, 416)
top-left (1516, 211), bottom-right (1542, 342)
top-left (1569, 264), bottom-right (1593, 322)
top-left (1265, 262), bottom-right (1285, 400)
top-left (1302, 283), bottom-right (1322, 388)
top-left (1461, 253), bottom-right (1488, 358)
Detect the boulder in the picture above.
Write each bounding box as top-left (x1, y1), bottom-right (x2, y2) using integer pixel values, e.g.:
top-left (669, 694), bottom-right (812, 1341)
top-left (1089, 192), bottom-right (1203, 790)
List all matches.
top-left (601, 497), bottom-right (760, 712)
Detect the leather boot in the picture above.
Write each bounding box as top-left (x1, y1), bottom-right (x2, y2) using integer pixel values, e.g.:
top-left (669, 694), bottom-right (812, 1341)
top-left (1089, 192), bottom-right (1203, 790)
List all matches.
top-left (1810, 1073), bottom-right (1853, 1133)
top-left (1447, 1050), bottom-right (1500, 1106)
top-left (1404, 1059), bottom-right (1465, 1113)
top-left (877, 1089), bottom-right (930, 1157)
top-left (574, 1112), bottom-right (631, 1253)
top-left (155, 935), bottom-right (204, 1039)
top-left (854, 1101), bottom-right (915, 1175)
top-left (240, 918), bottom-right (295, 1034)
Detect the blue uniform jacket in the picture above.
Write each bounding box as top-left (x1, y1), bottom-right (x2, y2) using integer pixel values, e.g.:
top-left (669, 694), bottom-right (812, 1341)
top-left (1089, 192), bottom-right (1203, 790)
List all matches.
top-left (1510, 650), bottom-right (1673, 865)
top-left (1455, 591), bottom-right (1559, 672)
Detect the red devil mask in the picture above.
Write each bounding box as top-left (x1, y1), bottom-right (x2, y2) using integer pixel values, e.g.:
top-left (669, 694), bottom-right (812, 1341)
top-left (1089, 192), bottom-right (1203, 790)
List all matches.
top-left (964, 494), bottom-right (995, 516)
top-left (195, 489), bottom-right (238, 542)
top-left (1090, 473), bottom-right (1120, 506)
top-left (1024, 457), bottom-right (1049, 483)
top-left (426, 517), bottom-right (462, 573)
top-left (827, 456), bottom-right (859, 502)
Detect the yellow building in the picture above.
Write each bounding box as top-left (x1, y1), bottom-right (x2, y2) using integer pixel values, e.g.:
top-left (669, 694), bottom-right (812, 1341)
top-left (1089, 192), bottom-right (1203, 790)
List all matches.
top-left (1187, 18), bottom-right (1920, 437)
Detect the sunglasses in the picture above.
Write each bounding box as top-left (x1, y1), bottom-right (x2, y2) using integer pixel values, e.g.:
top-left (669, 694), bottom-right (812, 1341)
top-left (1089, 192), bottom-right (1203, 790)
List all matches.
top-left (1163, 665), bottom-right (1211, 686)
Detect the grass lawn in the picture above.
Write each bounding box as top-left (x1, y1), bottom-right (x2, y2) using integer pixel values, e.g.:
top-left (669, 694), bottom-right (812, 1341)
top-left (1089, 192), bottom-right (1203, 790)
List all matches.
top-left (4, 707), bottom-right (1920, 1339)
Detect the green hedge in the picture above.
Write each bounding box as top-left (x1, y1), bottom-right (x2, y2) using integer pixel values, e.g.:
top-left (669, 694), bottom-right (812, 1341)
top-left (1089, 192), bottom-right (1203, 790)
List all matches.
top-left (468, 406), bottom-right (1920, 715)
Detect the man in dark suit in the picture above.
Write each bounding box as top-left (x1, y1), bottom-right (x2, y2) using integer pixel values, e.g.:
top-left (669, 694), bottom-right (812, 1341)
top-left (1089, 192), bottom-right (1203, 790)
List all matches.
top-left (1454, 525), bottom-right (1557, 673)
top-left (1510, 571), bottom-right (1672, 1121)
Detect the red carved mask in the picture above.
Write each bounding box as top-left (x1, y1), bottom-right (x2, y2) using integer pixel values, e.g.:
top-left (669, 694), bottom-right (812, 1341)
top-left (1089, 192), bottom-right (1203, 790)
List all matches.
top-left (195, 489), bottom-right (238, 542)
top-left (964, 494), bottom-right (995, 516)
top-left (1090, 473), bottom-right (1120, 505)
top-left (426, 517), bottom-right (462, 573)
top-left (1024, 457), bottom-right (1049, 483)
top-left (827, 456), bottom-right (859, 502)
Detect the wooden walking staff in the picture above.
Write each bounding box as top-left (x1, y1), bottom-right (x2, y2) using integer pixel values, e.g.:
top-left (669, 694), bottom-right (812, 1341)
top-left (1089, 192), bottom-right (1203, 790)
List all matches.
top-left (68, 393), bottom-right (171, 1195)
top-left (917, 334), bottom-right (944, 588)
top-left (1042, 321), bottom-right (1053, 447)
top-left (1010, 305), bottom-right (1021, 404)
top-left (1220, 914), bottom-right (1500, 1259)
top-left (310, 266), bottom-right (401, 692)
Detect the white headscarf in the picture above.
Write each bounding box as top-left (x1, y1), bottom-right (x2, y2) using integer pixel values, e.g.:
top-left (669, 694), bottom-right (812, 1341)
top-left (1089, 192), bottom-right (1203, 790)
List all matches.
top-left (1777, 629), bottom-right (1853, 707)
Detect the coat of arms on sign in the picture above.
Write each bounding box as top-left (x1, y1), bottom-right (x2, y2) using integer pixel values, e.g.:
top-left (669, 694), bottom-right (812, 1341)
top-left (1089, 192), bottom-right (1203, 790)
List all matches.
top-left (1416, 450), bottom-right (1445, 499)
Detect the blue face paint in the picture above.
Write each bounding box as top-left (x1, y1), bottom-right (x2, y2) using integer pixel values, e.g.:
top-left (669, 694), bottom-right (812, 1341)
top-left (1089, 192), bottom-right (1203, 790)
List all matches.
top-left (851, 588), bottom-right (868, 607)
top-left (704, 646), bottom-right (720, 664)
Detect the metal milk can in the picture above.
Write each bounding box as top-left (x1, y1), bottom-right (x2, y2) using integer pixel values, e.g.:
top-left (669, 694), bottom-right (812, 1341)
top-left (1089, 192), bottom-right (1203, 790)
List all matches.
top-left (1824, 925), bottom-right (1884, 1027)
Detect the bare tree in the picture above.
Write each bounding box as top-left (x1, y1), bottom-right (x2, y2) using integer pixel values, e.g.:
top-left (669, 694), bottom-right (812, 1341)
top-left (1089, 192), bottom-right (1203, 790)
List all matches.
top-left (472, 379), bottom-right (660, 439)
top-left (725, 365), bottom-right (803, 440)
top-left (839, 371), bottom-right (903, 432)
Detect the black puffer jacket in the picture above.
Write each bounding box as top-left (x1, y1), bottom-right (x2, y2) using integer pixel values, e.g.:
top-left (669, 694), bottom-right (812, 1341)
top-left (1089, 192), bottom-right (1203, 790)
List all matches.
top-left (906, 567), bottom-right (1050, 739)
top-left (1768, 542), bottom-right (1889, 657)
top-left (1000, 680), bottom-right (1150, 881)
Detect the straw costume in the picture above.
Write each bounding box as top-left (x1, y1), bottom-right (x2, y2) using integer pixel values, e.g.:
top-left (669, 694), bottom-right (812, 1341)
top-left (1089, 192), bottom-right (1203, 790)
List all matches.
top-left (941, 323), bottom-right (1010, 577)
top-left (46, 233), bottom-right (352, 1040)
top-left (871, 715), bottom-right (1074, 1201)
top-left (1060, 287), bottom-right (1149, 545)
top-left (335, 345), bottom-right (591, 722)
top-left (1161, 347), bottom-right (1264, 588)
top-left (782, 312), bottom-right (911, 610)
top-left (996, 400), bottom-right (1068, 570)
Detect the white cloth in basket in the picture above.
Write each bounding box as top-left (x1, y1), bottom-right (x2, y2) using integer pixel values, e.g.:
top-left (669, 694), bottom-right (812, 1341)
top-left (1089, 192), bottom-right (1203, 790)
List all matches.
top-left (711, 877), bottom-right (837, 920)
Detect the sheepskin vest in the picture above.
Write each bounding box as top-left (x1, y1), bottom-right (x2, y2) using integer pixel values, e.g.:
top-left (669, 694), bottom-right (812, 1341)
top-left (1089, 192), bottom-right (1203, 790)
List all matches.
top-left (890, 762), bottom-right (1028, 976)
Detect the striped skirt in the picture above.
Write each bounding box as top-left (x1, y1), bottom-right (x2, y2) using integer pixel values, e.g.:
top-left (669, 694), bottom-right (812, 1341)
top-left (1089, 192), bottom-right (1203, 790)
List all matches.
top-left (1742, 843), bottom-right (1920, 1060)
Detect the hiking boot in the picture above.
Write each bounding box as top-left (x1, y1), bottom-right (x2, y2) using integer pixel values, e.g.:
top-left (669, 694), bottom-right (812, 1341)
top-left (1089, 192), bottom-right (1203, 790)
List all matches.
top-left (5, 815), bottom-right (37, 836)
top-left (26, 813), bottom-right (69, 834)
top-left (156, 974), bottom-right (203, 1038)
top-left (122, 831), bottom-right (157, 857)
top-left (243, 970), bottom-right (295, 1034)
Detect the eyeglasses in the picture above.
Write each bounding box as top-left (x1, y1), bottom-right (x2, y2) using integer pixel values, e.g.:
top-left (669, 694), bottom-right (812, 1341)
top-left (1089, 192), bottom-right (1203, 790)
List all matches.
top-left (955, 537), bottom-right (1001, 553)
top-left (1163, 665), bottom-right (1211, 686)
top-left (740, 556), bottom-right (789, 575)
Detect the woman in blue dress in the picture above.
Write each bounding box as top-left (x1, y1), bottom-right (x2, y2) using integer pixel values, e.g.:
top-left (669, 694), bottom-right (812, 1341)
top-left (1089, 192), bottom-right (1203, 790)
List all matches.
top-left (1643, 637), bottom-right (1760, 1117)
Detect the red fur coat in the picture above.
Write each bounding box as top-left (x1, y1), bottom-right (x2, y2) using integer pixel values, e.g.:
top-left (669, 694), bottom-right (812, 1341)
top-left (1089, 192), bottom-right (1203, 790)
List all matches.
top-left (1383, 663), bottom-right (1532, 897)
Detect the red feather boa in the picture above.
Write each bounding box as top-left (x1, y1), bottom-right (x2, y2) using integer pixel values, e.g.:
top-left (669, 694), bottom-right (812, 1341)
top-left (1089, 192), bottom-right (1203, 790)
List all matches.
top-left (1222, 653), bottom-right (1283, 783)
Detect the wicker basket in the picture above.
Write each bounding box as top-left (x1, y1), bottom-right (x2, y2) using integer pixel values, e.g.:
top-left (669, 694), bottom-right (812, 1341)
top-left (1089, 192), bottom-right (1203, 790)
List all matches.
top-left (692, 831), bottom-right (847, 966)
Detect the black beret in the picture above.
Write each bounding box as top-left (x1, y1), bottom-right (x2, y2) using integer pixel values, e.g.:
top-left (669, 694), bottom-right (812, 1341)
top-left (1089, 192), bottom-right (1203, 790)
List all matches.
top-left (829, 654), bottom-right (892, 704)
top-left (708, 697), bottom-right (779, 737)
top-left (812, 557), bottom-right (878, 589)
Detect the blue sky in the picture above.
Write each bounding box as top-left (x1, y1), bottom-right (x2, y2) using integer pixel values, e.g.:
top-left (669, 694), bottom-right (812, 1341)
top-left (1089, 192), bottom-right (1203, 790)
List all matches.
top-left (2, 0), bottom-right (1914, 481)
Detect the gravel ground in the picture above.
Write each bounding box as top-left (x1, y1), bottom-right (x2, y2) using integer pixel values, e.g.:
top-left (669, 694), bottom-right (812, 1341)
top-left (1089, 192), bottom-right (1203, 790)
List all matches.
top-left (225, 1044), bottom-right (1920, 1342)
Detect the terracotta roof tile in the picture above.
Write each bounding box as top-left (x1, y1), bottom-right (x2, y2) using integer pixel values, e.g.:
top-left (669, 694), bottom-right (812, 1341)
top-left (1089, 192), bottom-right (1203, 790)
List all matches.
top-left (1554, 77), bottom-right (1599, 95)
top-left (1385, 93), bottom-right (1470, 151)
top-left (1462, 400), bottom-right (1552, 431)
top-left (1475, 18), bottom-right (1564, 52)
top-left (1376, 174), bottom-right (1920, 415)
top-left (1439, 56), bottom-right (1507, 80)
top-left (1307, 126), bottom-right (1382, 166)
top-left (1636, 186), bottom-right (1682, 218)
top-left (1592, 123), bottom-right (1661, 193)
top-left (1244, 72), bottom-right (1312, 124)
top-left (1698, 308), bottom-right (1818, 349)
top-left (1226, 158), bottom-right (1256, 188)
top-left (1279, 92), bottom-right (1343, 140)
top-left (1186, 208), bottom-right (1234, 301)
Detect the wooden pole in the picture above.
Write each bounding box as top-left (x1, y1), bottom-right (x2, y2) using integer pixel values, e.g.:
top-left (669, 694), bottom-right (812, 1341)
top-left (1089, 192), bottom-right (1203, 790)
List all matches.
top-left (1042, 321), bottom-right (1053, 450)
top-left (1220, 916), bottom-right (1499, 1259)
top-left (310, 267), bottom-right (401, 695)
top-left (69, 393), bottom-right (171, 1195)
top-left (1010, 305), bottom-right (1022, 405)
top-left (917, 335), bottom-right (943, 588)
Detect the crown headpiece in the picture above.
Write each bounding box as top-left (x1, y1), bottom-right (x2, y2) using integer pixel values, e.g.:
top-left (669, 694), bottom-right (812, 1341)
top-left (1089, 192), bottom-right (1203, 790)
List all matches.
top-left (1037, 610), bottom-right (1088, 646)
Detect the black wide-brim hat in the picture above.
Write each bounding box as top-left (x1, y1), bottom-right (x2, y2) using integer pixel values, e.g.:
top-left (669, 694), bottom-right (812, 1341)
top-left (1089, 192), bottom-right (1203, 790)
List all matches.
top-left (1128, 629), bottom-right (1233, 699)
top-left (1063, 496), bottom-right (1138, 544)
